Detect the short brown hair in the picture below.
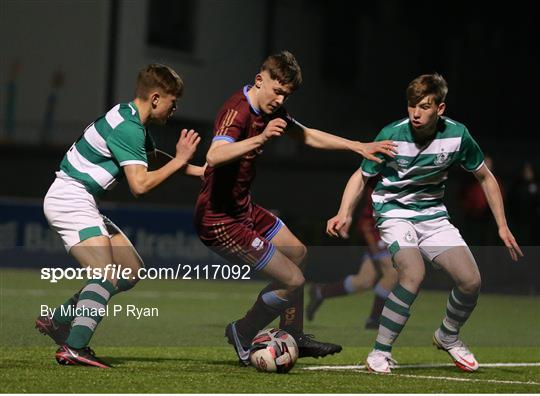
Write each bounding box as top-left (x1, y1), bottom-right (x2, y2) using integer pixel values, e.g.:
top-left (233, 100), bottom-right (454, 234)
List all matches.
top-left (135, 63), bottom-right (184, 99)
top-left (261, 50), bottom-right (303, 91)
top-left (406, 73), bottom-right (448, 106)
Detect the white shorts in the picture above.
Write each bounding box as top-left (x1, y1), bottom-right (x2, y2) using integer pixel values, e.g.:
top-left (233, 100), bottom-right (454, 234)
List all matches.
top-left (378, 217), bottom-right (467, 262)
top-left (44, 172), bottom-right (112, 251)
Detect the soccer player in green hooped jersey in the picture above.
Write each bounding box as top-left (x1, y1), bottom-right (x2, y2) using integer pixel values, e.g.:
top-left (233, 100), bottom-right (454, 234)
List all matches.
top-left (327, 73), bottom-right (523, 374)
top-left (38, 64), bottom-right (203, 368)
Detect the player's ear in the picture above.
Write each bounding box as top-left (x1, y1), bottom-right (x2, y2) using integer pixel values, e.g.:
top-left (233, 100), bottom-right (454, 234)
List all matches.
top-left (255, 74), bottom-right (263, 89)
top-left (437, 102), bottom-right (446, 116)
top-left (150, 92), bottom-right (160, 108)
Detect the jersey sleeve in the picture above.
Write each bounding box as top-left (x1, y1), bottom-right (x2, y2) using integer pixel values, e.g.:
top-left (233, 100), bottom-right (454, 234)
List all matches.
top-left (212, 107), bottom-right (246, 143)
top-left (459, 128), bottom-right (484, 172)
top-left (360, 129), bottom-right (390, 177)
top-left (107, 122), bottom-right (148, 167)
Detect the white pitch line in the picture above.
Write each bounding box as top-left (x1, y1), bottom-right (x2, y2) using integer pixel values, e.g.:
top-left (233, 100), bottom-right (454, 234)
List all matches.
top-left (303, 363), bottom-right (540, 386)
top-left (358, 370), bottom-right (540, 386)
top-left (304, 362), bottom-right (540, 370)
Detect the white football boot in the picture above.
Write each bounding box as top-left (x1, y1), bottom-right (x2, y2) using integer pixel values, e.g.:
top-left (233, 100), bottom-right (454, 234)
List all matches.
top-left (365, 349), bottom-right (398, 373)
top-left (433, 329), bottom-right (479, 372)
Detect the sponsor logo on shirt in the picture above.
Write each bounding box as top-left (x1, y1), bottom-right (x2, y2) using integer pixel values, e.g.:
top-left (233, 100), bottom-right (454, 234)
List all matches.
top-left (397, 158), bottom-right (410, 168)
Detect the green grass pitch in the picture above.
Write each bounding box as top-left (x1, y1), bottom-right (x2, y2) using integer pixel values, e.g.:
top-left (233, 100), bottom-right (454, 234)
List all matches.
top-left (1, 269), bottom-right (539, 393)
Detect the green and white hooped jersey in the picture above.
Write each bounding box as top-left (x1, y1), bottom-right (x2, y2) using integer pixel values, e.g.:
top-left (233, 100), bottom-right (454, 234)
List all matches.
top-left (361, 117), bottom-right (484, 225)
top-left (59, 102), bottom-right (155, 197)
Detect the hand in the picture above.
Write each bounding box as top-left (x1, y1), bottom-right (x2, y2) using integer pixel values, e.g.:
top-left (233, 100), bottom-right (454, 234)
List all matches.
top-left (175, 129), bottom-right (201, 164)
top-left (326, 213), bottom-right (352, 239)
top-left (498, 225), bottom-right (524, 261)
top-left (261, 118), bottom-right (287, 143)
top-left (357, 140), bottom-right (397, 163)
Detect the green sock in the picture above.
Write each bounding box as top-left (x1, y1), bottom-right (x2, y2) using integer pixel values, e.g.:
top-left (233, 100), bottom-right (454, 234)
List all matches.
top-left (66, 279), bottom-right (116, 349)
top-left (53, 278), bottom-right (137, 327)
top-left (374, 283), bottom-right (417, 352)
top-left (52, 291), bottom-right (81, 325)
top-left (440, 287), bottom-right (479, 335)
top-left (113, 278), bottom-right (137, 295)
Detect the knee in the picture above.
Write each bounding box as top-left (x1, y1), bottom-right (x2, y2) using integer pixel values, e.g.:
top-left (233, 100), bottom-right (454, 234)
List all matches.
top-left (290, 244), bottom-right (307, 267)
top-left (286, 271), bottom-right (305, 292)
top-left (459, 275), bottom-right (481, 296)
top-left (399, 268), bottom-right (425, 289)
top-left (299, 244), bottom-right (307, 261)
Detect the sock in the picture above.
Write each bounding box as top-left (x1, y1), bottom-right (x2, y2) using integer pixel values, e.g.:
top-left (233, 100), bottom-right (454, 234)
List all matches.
top-left (320, 275), bottom-right (355, 298)
top-left (368, 283), bottom-right (390, 321)
top-left (439, 287), bottom-right (479, 337)
top-left (113, 278), bottom-right (137, 295)
top-left (51, 278), bottom-right (136, 326)
top-left (279, 285), bottom-right (304, 334)
top-left (65, 278), bottom-right (116, 349)
top-left (374, 283), bottom-right (417, 352)
top-left (52, 291), bottom-right (81, 325)
top-left (236, 284), bottom-right (289, 341)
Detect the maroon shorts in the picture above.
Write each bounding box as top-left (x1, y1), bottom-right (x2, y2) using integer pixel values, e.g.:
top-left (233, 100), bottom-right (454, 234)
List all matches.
top-left (195, 203), bottom-right (283, 271)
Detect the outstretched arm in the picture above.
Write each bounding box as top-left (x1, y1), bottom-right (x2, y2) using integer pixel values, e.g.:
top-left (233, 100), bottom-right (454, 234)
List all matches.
top-left (326, 168), bottom-right (369, 239)
top-left (152, 149), bottom-right (206, 179)
top-left (288, 122), bottom-right (396, 163)
top-left (473, 164), bottom-right (523, 261)
top-left (182, 163), bottom-right (207, 178)
top-left (124, 129), bottom-right (200, 196)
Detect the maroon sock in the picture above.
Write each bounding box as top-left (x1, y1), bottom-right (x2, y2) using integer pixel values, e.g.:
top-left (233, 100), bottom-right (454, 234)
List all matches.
top-left (368, 294), bottom-right (386, 321)
top-left (279, 285), bottom-right (304, 334)
top-left (235, 284), bottom-right (284, 341)
top-left (320, 280), bottom-right (348, 298)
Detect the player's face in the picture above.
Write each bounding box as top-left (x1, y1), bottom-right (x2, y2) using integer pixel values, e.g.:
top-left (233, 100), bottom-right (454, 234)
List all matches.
top-left (256, 71), bottom-right (293, 114)
top-left (408, 94), bottom-right (445, 133)
top-left (151, 92), bottom-right (178, 125)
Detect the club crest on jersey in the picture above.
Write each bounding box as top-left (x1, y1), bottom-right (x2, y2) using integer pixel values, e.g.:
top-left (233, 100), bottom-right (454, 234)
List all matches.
top-left (434, 149), bottom-right (451, 165)
top-left (251, 237), bottom-right (265, 251)
top-left (404, 231), bottom-right (416, 243)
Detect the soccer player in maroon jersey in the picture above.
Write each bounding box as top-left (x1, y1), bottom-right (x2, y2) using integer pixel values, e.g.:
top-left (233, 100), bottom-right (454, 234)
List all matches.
top-left (194, 51), bottom-right (397, 364)
top-left (306, 178), bottom-right (398, 329)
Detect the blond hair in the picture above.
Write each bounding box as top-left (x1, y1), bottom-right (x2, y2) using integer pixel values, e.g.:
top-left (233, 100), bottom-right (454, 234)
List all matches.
top-left (135, 63), bottom-right (184, 99)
